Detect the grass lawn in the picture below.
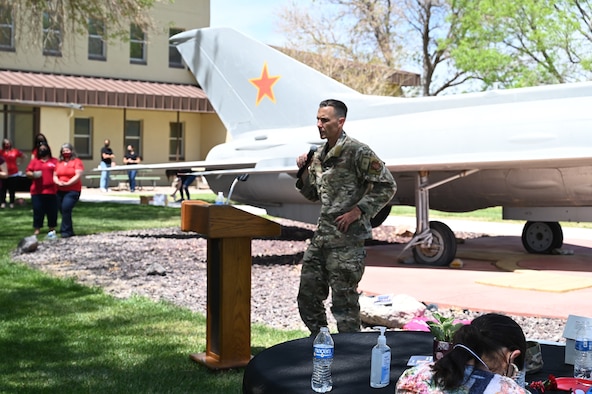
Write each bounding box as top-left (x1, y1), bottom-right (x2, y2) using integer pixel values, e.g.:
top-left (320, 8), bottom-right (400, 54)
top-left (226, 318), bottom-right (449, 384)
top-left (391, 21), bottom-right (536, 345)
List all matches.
top-left (0, 196), bottom-right (306, 393)
top-left (1, 194), bottom-right (586, 393)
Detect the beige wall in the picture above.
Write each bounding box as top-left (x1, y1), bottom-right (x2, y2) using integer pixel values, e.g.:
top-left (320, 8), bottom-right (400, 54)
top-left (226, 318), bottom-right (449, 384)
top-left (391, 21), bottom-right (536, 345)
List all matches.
top-left (39, 107), bottom-right (73, 154)
top-left (200, 114), bottom-right (229, 158)
top-left (1, 0), bottom-right (209, 84)
top-left (39, 105), bottom-right (225, 186)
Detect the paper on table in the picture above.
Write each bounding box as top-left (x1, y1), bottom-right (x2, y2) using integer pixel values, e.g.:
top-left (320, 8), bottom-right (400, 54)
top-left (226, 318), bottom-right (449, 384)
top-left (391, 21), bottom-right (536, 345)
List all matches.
top-left (407, 355), bottom-right (433, 367)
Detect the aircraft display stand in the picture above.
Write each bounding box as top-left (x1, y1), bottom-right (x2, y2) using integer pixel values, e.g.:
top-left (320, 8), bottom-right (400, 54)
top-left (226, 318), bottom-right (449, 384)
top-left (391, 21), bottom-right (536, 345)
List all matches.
top-left (180, 200), bottom-right (281, 370)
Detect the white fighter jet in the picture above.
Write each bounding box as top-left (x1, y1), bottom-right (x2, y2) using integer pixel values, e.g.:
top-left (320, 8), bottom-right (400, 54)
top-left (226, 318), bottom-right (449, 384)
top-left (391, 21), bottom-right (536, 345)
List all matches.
top-left (112, 27), bottom-right (592, 266)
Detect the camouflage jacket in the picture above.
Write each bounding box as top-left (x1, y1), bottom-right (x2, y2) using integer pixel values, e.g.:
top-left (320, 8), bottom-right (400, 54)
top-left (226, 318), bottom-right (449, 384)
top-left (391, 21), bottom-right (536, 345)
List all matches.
top-left (296, 132), bottom-right (397, 246)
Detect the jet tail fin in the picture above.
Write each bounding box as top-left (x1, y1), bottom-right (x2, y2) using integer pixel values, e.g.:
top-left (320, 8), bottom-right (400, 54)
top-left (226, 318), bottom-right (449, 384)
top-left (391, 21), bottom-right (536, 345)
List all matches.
top-left (171, 27), bottom-right (360, 138)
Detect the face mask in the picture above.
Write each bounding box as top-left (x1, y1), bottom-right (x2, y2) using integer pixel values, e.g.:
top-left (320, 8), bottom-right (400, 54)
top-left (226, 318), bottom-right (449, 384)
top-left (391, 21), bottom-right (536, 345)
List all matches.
top-left (38, 150), bottom-right (49, 158)
top-left (62, 153), bottom-right (71, 159)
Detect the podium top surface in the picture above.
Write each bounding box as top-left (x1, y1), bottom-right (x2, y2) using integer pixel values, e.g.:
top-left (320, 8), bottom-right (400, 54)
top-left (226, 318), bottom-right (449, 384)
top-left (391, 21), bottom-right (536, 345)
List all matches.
top-left (181, 201), bottom-right (281, 238)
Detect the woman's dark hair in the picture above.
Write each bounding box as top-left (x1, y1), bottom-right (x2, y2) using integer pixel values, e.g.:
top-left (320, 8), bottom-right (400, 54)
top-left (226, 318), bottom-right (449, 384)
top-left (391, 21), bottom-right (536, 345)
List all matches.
top-left (34, 133), bottom-right (48, 149)
top-left (431, 313), bottom-right (526, 390)
top-left (36, 141), bottom-right (52, 159)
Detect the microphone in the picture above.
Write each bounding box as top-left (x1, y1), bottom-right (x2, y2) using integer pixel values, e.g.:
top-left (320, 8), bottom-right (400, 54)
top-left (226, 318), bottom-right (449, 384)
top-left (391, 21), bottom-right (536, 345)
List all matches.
top-left (297, 145), bottom-right (318, 178)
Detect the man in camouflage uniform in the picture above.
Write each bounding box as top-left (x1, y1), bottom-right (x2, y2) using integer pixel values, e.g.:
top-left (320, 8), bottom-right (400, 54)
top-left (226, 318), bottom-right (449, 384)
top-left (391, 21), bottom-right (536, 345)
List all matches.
top-left (296, 99), bottom-right (397, 335)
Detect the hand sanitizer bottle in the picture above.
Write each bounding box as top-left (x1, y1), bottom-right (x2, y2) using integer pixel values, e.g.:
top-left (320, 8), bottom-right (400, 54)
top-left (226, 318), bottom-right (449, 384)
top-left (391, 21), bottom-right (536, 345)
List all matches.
top-left (370, 326), bottom-right (391, 388)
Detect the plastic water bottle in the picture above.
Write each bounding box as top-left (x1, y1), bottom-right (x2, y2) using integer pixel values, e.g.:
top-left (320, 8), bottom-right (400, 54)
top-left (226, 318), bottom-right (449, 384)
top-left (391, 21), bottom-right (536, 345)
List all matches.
top-left (574, 321), bottom-right (592, 379)
top-left (312, 326), bottom-right (334, 393)
top-left (215, 191), bottom-right (225, 205)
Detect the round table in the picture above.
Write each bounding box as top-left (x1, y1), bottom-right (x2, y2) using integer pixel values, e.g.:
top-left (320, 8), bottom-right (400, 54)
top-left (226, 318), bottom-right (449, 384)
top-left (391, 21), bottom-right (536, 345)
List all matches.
top-left (243, 331), bottom-right (432, 393)
top-left (242, 330), bottom-right (571, 394)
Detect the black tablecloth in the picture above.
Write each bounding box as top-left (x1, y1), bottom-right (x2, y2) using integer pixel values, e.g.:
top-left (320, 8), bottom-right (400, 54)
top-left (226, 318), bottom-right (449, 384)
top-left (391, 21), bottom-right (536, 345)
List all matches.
top-left (242, 331), bottom-right (572, 394)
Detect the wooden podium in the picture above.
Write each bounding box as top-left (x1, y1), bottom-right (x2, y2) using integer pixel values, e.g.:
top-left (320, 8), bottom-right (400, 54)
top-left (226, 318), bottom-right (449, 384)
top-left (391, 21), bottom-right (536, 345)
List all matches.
top-left (180, 200), bottom-right (281, 369)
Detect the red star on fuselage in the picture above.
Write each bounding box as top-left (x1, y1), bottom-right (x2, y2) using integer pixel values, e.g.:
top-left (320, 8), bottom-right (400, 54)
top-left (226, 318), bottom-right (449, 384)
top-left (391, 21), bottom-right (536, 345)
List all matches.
top-left (249, 63), bottom-right (281, 105)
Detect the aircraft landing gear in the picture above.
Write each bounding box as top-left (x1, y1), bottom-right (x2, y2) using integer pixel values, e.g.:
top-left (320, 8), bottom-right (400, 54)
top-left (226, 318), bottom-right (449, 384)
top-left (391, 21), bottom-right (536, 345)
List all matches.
top-left (402, 171), bottom-right (478, 266)
top-left (521, 221), bottom-right (563, 253)
top-left (412, 221), bottom-right (457, 266)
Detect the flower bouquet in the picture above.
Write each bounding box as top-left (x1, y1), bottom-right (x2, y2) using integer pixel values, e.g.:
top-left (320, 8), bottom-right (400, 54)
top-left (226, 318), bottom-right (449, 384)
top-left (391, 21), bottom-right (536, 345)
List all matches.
top-left (528, 374), bottom-right (557, 393)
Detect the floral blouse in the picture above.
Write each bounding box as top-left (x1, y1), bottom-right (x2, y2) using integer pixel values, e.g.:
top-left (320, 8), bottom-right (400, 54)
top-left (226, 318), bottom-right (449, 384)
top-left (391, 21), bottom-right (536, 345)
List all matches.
top-left (396, 363), bottom-right (528, 394)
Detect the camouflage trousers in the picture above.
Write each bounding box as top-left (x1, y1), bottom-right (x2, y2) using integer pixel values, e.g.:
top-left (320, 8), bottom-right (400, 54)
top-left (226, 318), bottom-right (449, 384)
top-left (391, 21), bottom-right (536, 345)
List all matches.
top-left (297, 239), bottom-right (366, 335)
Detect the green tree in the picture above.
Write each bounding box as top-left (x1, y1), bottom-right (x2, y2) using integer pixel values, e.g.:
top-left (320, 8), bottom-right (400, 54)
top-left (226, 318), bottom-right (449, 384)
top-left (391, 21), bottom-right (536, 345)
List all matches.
top-left (449, 0), bottom-right (592, 88)
top-left (278, 0), bottom-right (479, 96)
top-left (400, 0), bottom-right (476, 96)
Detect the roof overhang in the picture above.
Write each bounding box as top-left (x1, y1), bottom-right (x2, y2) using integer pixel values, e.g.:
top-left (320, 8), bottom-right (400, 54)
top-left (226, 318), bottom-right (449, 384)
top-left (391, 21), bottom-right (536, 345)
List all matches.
top-left (0, 70), bottom-right (214, 113)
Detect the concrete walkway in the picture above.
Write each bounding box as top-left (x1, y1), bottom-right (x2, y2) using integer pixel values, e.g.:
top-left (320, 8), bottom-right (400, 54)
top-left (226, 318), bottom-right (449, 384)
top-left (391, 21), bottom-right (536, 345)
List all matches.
top-left (360, 216), bottom-right (592, 319)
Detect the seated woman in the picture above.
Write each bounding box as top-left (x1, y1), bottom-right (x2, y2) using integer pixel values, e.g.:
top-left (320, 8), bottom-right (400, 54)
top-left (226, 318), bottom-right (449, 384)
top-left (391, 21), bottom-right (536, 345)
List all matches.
top-left (396, 313), bottom-right (528, 394)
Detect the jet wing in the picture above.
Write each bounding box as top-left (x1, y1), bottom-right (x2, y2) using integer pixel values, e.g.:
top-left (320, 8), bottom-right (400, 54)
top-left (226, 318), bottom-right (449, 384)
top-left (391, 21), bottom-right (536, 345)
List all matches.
top-left (186, 157), bottom-right (298, 177)
top-left (93, 158), bottom-right (257, 172)
top-left (382, 147), bottom-right (592, 172)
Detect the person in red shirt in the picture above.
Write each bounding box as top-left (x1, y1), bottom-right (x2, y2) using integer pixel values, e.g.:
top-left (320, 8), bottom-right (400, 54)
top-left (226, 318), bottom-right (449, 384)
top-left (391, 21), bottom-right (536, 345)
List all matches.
top-left (53, 143), bottom-right (84, 238)
top-left (0, 156), bottom-right (7, 189)
top-left (25, 141), bottom-right (58, 238)
top-left (1, 138), bottom-right (26, 209)
top-left (31, 133), bottom-right (49, 158)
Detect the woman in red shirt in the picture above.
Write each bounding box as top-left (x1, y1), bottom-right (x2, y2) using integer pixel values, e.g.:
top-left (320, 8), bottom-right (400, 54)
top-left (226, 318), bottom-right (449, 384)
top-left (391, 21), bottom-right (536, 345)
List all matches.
top-left (31, 133), bottom-right (49, 158)
top-left (0, 156), bottom-right (7, 188)
top-left (26, 141), bottom-right (58, 238)
top-left (53, 143), bottom-right (84, 238)
top-left (1, 138), bottom-right (26, 209)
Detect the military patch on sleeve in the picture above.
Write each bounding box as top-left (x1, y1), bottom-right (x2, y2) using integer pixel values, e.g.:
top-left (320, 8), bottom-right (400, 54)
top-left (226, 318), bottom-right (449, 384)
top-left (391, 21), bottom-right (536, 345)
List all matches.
top-left (369, 159), bottom-right (383, 175)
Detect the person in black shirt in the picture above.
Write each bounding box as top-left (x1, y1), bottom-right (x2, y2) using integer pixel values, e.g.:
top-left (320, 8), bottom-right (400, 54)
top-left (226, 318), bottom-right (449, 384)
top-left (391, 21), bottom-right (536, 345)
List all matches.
top-left (123, 145), bottom-right (141, 192)
top-left (99, 139), bottom-right (115, 192)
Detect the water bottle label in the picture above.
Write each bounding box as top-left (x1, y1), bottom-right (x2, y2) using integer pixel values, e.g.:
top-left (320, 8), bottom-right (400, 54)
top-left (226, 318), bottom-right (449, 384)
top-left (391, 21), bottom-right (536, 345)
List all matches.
top-left (313, 345), bottom-right (334, 359)
top-left (576, 339), bottom-right (591, 351)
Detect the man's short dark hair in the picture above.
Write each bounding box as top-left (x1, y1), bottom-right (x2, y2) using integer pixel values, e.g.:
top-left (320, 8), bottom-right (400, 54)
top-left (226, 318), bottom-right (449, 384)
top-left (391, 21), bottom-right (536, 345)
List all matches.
top-left (319, 99), bottom-right (347, 119)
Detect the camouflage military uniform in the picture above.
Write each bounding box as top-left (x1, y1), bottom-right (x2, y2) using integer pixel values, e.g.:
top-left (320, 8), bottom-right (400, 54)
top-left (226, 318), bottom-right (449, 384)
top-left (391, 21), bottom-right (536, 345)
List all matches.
top-left (296, 131), bottom-right (396, 334)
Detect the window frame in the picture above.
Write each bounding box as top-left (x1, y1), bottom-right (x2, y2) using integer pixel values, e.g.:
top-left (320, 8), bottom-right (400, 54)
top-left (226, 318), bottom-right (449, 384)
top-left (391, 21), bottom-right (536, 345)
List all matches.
top-left (169, 122), bottom-right (185, 161)
top-left (88, 18), bottom-right (106, 61)
top-left (169, 27), bottom-right (185, 68)
top-left (73, 117), bottom-right (93, 159)
top-left (129, 23), bottom-right (146, 64)
top-left (124, 120), bottom-right (142, 158)
top-left (0, 5), bottom-right (15, 51)
top-left (42, 11), bottom-right (62, 56)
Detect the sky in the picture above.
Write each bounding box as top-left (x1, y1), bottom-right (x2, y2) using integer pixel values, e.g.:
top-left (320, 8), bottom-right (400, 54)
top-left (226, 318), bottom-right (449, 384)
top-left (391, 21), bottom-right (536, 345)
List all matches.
top-left (209, 0), bottom-right (311, 46)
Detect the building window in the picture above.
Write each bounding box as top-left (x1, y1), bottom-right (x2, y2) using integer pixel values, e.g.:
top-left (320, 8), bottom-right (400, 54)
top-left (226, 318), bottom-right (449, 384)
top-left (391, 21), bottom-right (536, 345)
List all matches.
top-left (169, 122), bottom-right (184, 160)
top-left (124, 120), bottom-right (142, 157)
top-left (0, 106), bottom-right (37, 161)
top-left (130, 23), bottom-right (146, 64)
top-left (0, 5), bottom-right (14, 51)
top-left (169, 28), bottom-right (184, 68)
top-left (74, 118), bottom-right (92, 158)
top-left (43, 11), bottom-right (62, 56)
top-left (88, 18), bottom-right (106, 60)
